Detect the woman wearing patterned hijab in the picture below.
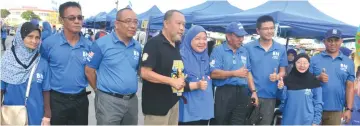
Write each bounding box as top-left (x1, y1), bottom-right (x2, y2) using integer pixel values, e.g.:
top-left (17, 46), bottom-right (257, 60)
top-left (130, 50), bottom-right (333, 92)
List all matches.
top-left (1, 22), bottom-right (51, 125)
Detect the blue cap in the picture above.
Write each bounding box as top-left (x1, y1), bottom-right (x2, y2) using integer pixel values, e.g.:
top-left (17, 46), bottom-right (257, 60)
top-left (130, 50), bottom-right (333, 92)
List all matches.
top-left (225, 22), bottom-right (248, 36)
top-left (324, 28), bottom-right (342, 40)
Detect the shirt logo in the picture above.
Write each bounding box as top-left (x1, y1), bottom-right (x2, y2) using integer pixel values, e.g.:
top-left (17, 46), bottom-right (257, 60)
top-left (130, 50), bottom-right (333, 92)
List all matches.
top-left (340, 63), bottom-right (348, 72)
top-left (272, 51), bottom-right (280, 60)
top-left (304, 89), bottom-right (312, 96)
top-left (83, 51), bottom-right (89, 62)
top-left (36, 73), bottom-right (44, 83)
top-left (86, 51), bottom-right (94, 62)
top-left (134, 50), bottom-right (140, 60)
top-left (142, 53), bottom-right (149, 61)
top-left (210, 60), bottom-right (215, 68)
top-left (241, 56), bottom-right (247, 65)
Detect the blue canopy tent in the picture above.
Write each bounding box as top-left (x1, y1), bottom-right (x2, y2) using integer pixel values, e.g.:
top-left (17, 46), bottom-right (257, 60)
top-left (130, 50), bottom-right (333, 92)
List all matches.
top-left (137, 5), bottom-right (162, 29)
top-left (138, 5), bottom-right (162, 20)
top-left (85, 12), bottom-right (107, 29)
top-left (149, 0), bottom-right (243, 30)
top-left (192, 0), bottom-right (357, 39)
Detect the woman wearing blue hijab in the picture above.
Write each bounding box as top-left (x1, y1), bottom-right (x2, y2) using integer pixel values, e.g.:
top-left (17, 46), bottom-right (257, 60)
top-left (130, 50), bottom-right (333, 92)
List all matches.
top-left (178, 25), bottom-right (213, 125)
top-left (1, 22), bottom-right (51, 125)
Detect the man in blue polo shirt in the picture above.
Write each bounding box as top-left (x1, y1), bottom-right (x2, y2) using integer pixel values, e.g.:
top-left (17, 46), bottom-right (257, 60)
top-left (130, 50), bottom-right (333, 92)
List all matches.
top-left (85, 8), bottom-right (141, 125)
top-left (210, 22), bottom-right (258, 125)
top-left (40, 2), bottom-right (91, 125)
top-left (310, 29), bottom-right (355, 125)
top-left (243, 15), bottom-right (288, 125)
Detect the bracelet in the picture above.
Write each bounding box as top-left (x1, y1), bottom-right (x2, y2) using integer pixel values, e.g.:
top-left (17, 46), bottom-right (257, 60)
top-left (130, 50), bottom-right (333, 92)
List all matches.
top-left (42, 117), bottom-right (51, 121)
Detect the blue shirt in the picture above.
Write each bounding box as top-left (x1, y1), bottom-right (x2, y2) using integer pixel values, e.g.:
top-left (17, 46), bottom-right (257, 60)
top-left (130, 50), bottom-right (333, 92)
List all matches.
top-left (310, 51), bottom-right (355, 111)
top-left (40, 31), bottom-right (92, 94)
top-left (86, 32), bottom-right (141, 94)
top-left (1, 58), bottom-right (51, 125)
top-left (279, 86), bottom-right (323, 125)
top-left (1, 28), bottom-right (7, 39)
top-left (210, 42), bottom-right (251, 87)
top-left (244, 40), bottom-right (288, 98)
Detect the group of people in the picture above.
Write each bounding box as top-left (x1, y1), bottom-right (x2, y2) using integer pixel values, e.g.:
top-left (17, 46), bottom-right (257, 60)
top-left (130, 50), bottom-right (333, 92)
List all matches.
top-left (0, 1), bottom-right (358, 125)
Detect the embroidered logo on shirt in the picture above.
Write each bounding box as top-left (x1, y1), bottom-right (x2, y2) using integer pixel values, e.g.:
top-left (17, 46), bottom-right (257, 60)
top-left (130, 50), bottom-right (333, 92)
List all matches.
top-left (304, 89), bottom-right (312, 96)
top-left (36, 73), bottom-right (44, 83)
top-left (210, 60), bottom-right (215, 68)
top-left (134, 50), bottom-right (140, 60)
top-left (272, 51), bottom-right (280, 60)
top-left (86, 51), bottom-right (94, 62)
top-left (83, 51), bottom-right (89, 62)
top-left (241, 56), bottom-right (247, 65)
top-left (142, 53), bottom-right (149, 61)
top-left (340, 63), bottom-right (348, 72)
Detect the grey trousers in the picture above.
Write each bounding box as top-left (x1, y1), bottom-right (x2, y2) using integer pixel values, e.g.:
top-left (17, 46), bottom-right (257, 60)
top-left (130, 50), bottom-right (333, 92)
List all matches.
top-left (256, 98), bottom-right (276, 125)
top-left (95, 90), bottom-right (138, 125)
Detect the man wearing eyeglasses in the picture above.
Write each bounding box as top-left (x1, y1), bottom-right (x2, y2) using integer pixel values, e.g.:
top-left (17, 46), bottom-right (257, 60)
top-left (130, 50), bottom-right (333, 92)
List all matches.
top-left (40, 2), bottom-right (91, 125)
top-left (310, 29), bottom-right (355, 125)
top-left (85, 8), bottom-right (141, 125)
top-left (243, 15), bottom-right (288, 125)
top-left (209, 22), bottom-right (257, 125)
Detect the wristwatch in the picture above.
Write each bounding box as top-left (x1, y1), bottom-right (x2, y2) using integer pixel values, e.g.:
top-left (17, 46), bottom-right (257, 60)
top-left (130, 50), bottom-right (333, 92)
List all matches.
top-left (251, 89), bottom-right (257, 93)
top-left (345, 107), bottom-right (353, 112)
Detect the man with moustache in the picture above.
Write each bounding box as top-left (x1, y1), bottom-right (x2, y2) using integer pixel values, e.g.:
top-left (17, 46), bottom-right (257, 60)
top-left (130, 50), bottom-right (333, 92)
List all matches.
top-left (140, 10), bottom-right (186, 125)
top-left (85, 8), bottom-right (141, 125)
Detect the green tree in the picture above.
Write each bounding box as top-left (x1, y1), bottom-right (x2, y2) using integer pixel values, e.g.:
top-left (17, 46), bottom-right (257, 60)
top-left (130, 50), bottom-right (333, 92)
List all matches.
top-left (21, 10), bottom-right (41, 21)
top-left (1, 9), bottom-right (10, 18)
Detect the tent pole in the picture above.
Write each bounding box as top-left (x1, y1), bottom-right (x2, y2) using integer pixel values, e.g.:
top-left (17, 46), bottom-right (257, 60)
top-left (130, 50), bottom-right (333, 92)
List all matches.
top-left (285, 38), bottom-right (290, 50)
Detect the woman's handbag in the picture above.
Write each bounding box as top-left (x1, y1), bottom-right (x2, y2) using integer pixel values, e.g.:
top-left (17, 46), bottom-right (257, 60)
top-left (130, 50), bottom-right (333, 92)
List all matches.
top-left (1, 60), bottom-right (39, 125)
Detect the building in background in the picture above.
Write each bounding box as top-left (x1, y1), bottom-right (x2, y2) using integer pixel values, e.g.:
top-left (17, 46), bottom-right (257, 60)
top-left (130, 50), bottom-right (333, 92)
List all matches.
top-left (6, 6), bottom-right (59, 26)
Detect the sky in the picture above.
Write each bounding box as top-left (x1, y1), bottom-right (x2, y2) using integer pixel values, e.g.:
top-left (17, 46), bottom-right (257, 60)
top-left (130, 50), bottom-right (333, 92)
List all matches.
top-left (1, 0), bottom-right (359, 26)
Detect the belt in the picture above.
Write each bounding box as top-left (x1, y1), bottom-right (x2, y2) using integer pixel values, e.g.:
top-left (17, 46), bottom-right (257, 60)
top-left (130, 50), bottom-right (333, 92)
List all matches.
top-left (99, 90), bottom-right (135, 100)
top-left (50, 89), bottom-right (89, 100)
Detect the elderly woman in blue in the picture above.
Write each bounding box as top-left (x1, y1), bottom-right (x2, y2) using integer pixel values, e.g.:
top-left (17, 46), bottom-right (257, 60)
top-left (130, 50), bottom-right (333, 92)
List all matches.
top-left (178, 25), bottom-right (214, 125)
top-left (278, 53), bottom-right (323, 125)
top-left (0, 22), bottom-right (51, 125)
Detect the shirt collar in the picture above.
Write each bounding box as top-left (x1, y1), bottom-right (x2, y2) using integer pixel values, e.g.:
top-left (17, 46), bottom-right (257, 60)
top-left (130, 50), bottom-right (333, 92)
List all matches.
top-left (223, 41), bottom-right (243, 53)
top-left (111, 31), bottom-right (135, 47)
top-left (59, 30), bottom-right (85, 47)
top-left (254, 39), bottom-right (279, 51)
top-left (320, 51), bottom-right (345, 60)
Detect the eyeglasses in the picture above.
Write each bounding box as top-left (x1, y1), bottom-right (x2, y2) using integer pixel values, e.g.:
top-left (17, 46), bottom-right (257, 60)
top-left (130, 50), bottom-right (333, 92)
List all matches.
top-left (116, 19), bottom-right (138, 25)
top-left (295, 61), bottom-right (309, 66)
top-left (62, 15), bottom-right (84, 21)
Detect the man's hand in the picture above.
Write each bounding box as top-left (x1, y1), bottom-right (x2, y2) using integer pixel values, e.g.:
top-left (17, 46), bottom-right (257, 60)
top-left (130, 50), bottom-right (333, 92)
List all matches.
top-left (278, 77), bottom-right (284, 89)
top-left (233, 66), bottom-right (248, 78)
top-left (170, 77), bottom-right (185, 90)
top-left (41, 117), bottom-right (50, 126)
top-left (343, 110), bottom-right (352, 123)
top-left (269, 68), bottom-right (279, 82)
top-left (251, 92), bottom-right (259, 107)
top-left (318, 68), bottom-right (329, 83)
top-left (198, 76), bottom-right (208, 90)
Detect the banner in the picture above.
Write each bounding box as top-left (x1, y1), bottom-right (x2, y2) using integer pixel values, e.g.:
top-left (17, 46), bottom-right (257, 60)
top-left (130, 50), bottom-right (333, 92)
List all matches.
top-left (355, 26), bottom-right (360, 74)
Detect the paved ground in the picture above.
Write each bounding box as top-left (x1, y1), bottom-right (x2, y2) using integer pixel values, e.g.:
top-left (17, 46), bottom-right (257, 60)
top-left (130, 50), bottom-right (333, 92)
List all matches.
top-left (1, 36), bottom-right (145, 125)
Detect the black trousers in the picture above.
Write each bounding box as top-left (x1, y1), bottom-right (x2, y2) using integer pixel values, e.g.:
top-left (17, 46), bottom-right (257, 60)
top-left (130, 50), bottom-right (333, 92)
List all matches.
top-left (179, 120), bottom-right (209, 125)
top-left (2, 38), bottom-right (6, 50)
top-left (214, 85), bottom-right (253, 125)
top-left (50, 90), bottom-right (89, 125)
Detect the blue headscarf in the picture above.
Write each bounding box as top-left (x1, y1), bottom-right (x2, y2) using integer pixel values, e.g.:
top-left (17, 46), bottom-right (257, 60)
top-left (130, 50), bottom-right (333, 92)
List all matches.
top-left (287, 49), bottom-right (297, 64)
top-left (41, 21), bottom-right (52, 41)
top-left (1, 22), bottom-right (41, 84)
top-left (180, 25), bottom-right (209, 79)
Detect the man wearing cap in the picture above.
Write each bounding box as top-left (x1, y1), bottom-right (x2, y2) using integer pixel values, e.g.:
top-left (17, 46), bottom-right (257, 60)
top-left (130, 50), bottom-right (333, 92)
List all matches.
top-left (243, 15), bottom-right (288, 125)
top-left (310, 29), bottom-right (355, 125)
top-left (210, 22), bottom-right (258, 125)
